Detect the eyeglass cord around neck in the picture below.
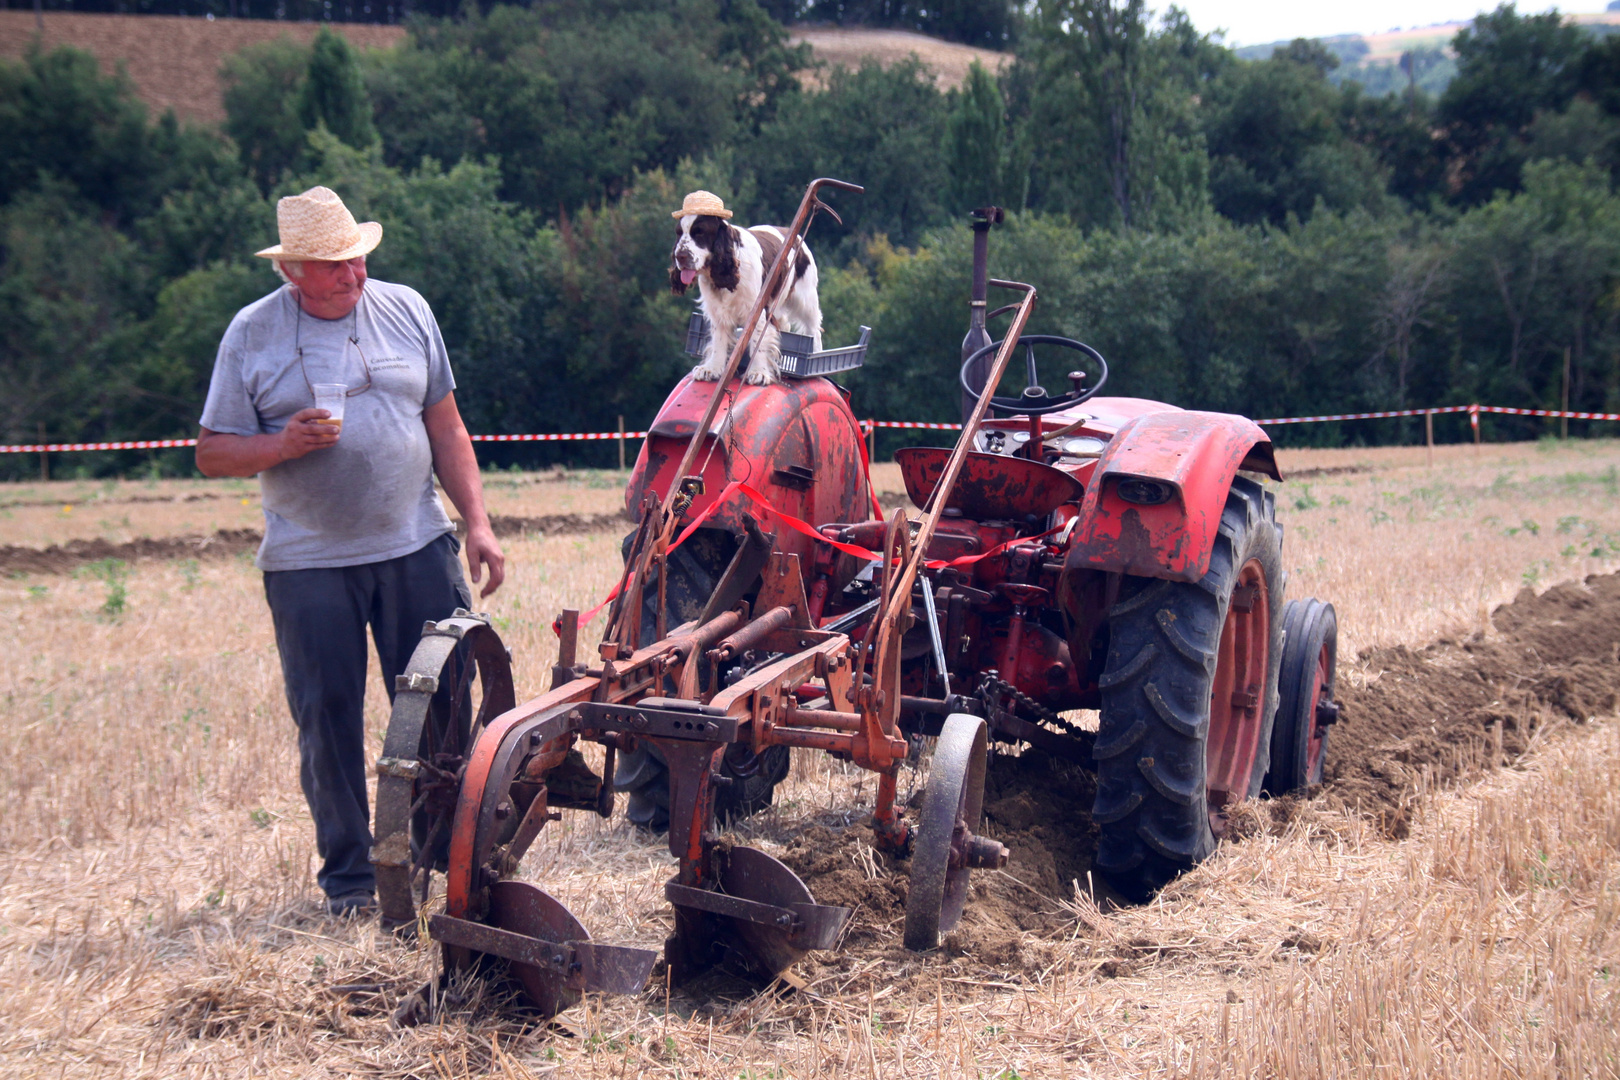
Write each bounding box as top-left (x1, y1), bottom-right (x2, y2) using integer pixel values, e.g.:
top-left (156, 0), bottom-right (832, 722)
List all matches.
top-left (293, 288), bottom-right (373, 399)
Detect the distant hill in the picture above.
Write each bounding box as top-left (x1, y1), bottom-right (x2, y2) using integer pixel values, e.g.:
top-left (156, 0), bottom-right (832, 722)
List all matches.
top-left (789, 25), bottom-right (1009, 89)
top-left (1234, 11), bottom-right (1620, 96)
top-left (0, 11), bottom-right (403, 124)
top-left (0, 12), bottom-right (1008, 127)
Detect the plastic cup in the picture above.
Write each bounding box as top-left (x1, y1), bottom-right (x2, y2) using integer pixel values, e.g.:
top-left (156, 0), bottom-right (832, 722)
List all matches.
top-left (312, 383), bottom-right (346, 430)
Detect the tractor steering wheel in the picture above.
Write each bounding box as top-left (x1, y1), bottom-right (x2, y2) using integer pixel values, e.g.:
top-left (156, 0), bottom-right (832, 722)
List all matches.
top-left (959, 334), bottom-right (1110, 416)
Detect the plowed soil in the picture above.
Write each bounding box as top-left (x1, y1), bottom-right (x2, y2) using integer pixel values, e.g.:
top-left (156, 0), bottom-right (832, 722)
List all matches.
top-left (781, 572), bottom-right (1620, 961)
top-left (1324, 573), bottom-right (1620, 836)
top-left (0, 512), bottom-right (628, 574)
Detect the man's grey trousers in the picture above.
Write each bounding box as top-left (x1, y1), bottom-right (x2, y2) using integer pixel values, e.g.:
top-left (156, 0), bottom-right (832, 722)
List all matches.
top-left (263, 533), bottom-right (471, 901)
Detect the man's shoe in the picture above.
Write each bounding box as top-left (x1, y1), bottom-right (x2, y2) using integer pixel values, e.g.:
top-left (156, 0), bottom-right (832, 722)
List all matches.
top-left (327, 891), bottom-right (379, 918)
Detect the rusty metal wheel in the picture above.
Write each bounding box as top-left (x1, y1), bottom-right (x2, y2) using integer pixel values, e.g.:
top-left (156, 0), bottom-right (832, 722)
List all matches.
top-left (1264, 599), bottom-right (1339, 794)
top-left (903, 714), bottom-right (1006, 950)
top-left (373, 614), bottom-right (514, 930)
top-left (1091, 477), bottom-right (1284, 902)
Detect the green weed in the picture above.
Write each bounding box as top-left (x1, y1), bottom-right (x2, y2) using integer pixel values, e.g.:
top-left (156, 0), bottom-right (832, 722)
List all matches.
top-left (87, 558), bottom-right (128, 618)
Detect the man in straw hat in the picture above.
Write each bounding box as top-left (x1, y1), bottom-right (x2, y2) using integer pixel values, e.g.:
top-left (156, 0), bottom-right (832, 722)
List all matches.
top-left (196, 186), bottom-right (505, 918)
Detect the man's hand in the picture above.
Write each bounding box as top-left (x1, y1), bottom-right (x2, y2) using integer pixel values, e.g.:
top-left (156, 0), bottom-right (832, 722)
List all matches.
top-left (464, 524), bottom-right (506, 598)
top-left (278, 408), bottom-right (341, 460)
top-left (423, 392), bottom-right (507, 599)
top-left (197, 411), bottom-right (338, 479)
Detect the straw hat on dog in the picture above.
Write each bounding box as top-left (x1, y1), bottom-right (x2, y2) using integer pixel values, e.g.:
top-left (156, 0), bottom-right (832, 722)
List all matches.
top-left (255, 186), bottom-right (383, 262)
top-left (672, 190), bottom-right (733, 219)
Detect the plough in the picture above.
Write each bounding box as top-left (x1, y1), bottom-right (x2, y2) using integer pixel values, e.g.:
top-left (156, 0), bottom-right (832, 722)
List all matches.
top-left (372, 182), bottom-right (1342, 1018)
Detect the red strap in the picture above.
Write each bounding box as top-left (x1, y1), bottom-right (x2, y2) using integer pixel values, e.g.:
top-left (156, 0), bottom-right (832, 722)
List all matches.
top-left (855, 421), bottom-right (884, 520)
top-left (925, 522), bottom-right (1062, 570)
top-left (557, 483), bottom-right (1061, 634)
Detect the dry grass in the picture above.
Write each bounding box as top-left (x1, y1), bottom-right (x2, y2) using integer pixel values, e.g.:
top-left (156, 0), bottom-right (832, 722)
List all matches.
top-left (788, 26), bottom-right (1009, 89)
top-left (2, 439), bottom-right (1619, 1077)
top-left (1272, 439), bottom-right (1620, 658)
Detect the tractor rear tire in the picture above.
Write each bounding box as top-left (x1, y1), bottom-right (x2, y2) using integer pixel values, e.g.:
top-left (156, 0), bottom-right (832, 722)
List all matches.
top-left (613, 527), bottom-right (792, 831)
top-left (1091, 476), bottom-right (1284, 902)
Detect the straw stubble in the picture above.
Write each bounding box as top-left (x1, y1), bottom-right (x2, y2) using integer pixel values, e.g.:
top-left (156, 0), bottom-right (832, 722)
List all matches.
top-left (1, 448), bottom-right (1618, 1076)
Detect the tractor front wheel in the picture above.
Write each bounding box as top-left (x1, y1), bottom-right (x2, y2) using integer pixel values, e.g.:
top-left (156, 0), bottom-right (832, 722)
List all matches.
top-left (1091, 476), bottom-right (1284, 902)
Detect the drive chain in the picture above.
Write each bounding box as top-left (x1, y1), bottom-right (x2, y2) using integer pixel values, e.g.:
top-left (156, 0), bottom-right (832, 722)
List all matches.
top-left (975, 673), bottom-right (1091, 742)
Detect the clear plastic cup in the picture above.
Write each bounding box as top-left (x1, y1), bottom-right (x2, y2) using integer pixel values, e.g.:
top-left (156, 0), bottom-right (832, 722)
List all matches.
top-left (312, 383), bottom-right (347, 431)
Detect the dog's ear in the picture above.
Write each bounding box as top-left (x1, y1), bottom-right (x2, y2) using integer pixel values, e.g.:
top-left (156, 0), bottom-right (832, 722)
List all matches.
top-left (669, 262), bottom-right (689, 296)
top-left (709, 223), bottom-right (741, 292)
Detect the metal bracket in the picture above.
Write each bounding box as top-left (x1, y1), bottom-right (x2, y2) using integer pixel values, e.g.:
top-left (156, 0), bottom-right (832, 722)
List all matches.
top-left (427, 914), bottom-right (657, 995)
top-left (376, 756), bottom-right (423, 779)
top-left (394, 672), bottom-right (440, 695)
top-left (664, 882), bottom-right (849, 950)
top-left (574, 699), bottom-right (740, 742)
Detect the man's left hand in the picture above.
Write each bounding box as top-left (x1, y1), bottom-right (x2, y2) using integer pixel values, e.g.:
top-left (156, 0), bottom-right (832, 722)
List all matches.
top-left (465, 525), bottom-right (506, 598)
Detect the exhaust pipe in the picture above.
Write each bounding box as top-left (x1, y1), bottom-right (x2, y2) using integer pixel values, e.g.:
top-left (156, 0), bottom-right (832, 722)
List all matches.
top-left (960, 206), bottom-right (1005, 423)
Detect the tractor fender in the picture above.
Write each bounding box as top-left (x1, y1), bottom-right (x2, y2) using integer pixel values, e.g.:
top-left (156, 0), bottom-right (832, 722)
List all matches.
top-left (624, 374), bottom-right (874, 561)
top-left (1064, 410), bottom-right (1280, 583)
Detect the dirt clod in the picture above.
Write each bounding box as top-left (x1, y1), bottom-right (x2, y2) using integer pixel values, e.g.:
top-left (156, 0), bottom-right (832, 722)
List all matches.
top-left (785, 572), bottom-right (1620, 944)
top-left (1325, 574), bottom-right (1620, 832)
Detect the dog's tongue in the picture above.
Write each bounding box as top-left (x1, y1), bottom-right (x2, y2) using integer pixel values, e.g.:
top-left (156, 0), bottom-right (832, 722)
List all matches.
top-left (680, 269), bottom-right (698, 286)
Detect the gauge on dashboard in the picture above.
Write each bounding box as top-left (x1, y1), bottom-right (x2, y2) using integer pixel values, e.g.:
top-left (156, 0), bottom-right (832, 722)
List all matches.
top-left (1060, 436), bottom-right (1106, 456)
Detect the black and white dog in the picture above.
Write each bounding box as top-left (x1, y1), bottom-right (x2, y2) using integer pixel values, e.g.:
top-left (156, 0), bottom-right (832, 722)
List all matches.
top-left (669, 197), bottom-right (822, 386)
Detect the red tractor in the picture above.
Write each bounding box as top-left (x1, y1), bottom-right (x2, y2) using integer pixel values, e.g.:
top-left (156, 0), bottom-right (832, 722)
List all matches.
top-left (373, 182), bottom-right (1341, 1020)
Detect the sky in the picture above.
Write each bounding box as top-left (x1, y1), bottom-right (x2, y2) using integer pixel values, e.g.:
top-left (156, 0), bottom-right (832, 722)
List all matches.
top-left (1170, 0), bottom-right (1613, 47)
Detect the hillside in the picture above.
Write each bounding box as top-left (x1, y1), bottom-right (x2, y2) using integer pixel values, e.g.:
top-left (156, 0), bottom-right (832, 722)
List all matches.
top-left (0, 11), bottom-right (404, 124)
top-left (0, 12), bottom-right (1008, 126)
top-left (1235, 10), bottom-right (1620, 96)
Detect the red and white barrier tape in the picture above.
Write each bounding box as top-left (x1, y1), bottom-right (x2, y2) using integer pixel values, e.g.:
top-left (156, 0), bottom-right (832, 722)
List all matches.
top-left (0, 432), bottom-right (650, 453)
top-left (1477, 405), bottom-right (1620, 421)
top-left (1252, 405), bottom-right (1474, 425)
top-left (7, 404), bottom-right (1620, 454)
top-left (0, 438), bottom-right (200, 453)
top-left (469, 432), bottom-right (648, 443)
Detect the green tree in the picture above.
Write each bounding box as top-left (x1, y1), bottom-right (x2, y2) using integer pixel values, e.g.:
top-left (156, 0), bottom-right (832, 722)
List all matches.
top-left (103, 261), bottom-right (270, 440)
top-left (1202, 39), bottom-right (1391, 225)
top-left (366, 2), bottom-right (804, 217)
top-left (1018, 0), bottom-right (1214, 230)
top-left (298, 28), bottom-right (377, 151)
top-left (222, 37), bottom-right (312, 192)
top-left (1448, 160), bottom-right (1620, 425)
top-left (0, 44), bottom-right (230, 226)
top-left (750, 59), bottom-right (951, 254)
top-left (0, 184), bottom-right (145, 445)
top-left (946, 61), bottom-right (1023, 213)
top-left (1440, 4), bottom-right (1587, 204)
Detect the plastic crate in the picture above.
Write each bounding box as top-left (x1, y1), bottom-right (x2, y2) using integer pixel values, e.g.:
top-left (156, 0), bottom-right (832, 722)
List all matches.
top-left (683, 311), bottom-right (869, 379)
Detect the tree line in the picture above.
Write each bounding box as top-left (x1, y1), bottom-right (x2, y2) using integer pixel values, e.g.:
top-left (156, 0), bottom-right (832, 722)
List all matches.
top-left (5, 0), bottom-right (1620, 477)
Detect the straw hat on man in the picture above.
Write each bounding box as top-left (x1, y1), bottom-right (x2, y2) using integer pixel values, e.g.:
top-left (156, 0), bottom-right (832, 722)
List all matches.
top-left (196, 185), bottom-right (505, 919)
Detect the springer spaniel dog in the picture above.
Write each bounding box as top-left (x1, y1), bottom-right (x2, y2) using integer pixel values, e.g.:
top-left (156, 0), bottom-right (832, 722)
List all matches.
top-left (669, 193), bottom-right (822, 386)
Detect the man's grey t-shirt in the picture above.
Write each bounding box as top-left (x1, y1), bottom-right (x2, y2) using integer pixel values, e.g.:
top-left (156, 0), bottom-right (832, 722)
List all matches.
top-left (200, 280), bottom-right (457, 572)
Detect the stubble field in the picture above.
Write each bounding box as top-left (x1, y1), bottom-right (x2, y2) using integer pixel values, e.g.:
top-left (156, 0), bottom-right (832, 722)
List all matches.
top-left (2, 438), bottom-right (1619, 1078)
